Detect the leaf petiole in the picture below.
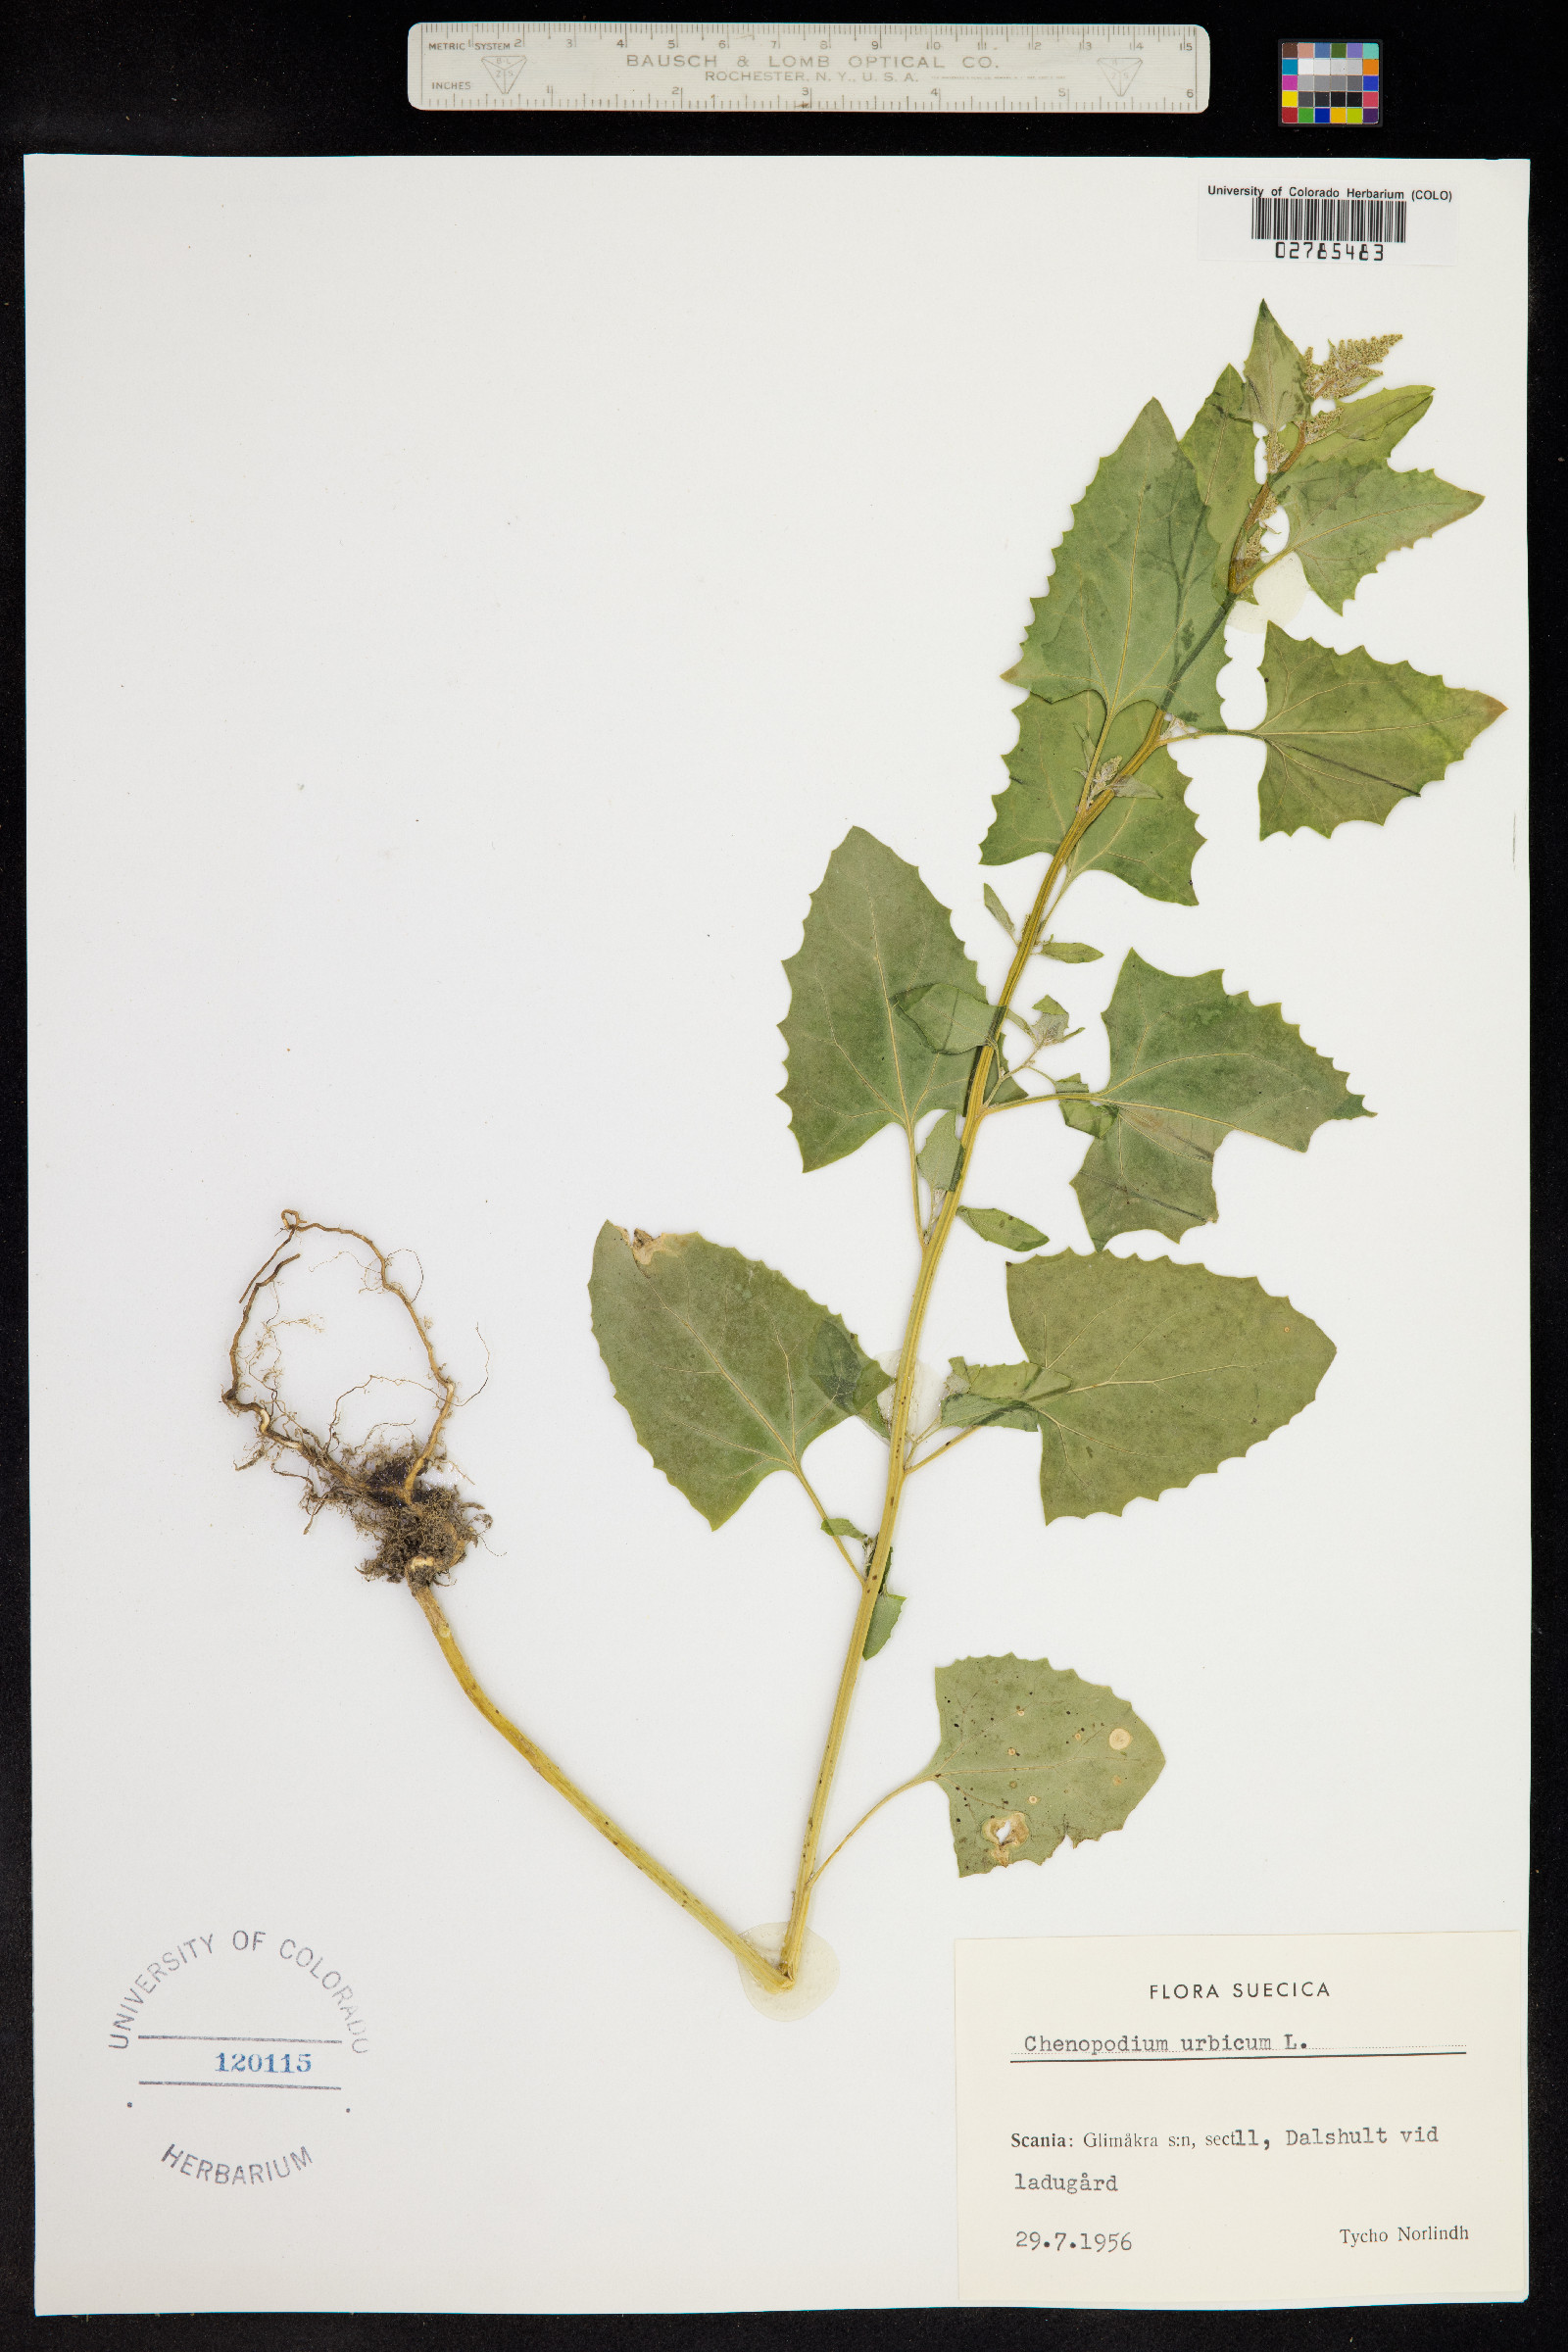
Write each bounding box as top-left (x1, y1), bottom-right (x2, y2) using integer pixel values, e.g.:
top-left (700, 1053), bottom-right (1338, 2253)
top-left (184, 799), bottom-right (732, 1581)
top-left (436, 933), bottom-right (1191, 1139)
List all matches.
top-left (983, 1088), bottom-right (1095, 1115)
top-left (808, 1773), bottom-right (929, 1889)
top-left (799, 1474), bottom-right (871, 1583)
top-left (906, 1421), bottom-right (987, 1477)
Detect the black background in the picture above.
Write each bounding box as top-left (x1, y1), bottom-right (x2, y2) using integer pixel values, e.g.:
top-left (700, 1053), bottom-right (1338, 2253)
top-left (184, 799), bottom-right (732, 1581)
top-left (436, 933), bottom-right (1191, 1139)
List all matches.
top-left (1, 3), bottom-right (1559, 2347)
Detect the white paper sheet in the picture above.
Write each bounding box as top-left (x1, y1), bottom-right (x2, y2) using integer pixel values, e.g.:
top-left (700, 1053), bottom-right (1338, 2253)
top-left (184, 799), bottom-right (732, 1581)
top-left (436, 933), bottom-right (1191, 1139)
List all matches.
top-left (28, 153), bottom-right (1529, 2314)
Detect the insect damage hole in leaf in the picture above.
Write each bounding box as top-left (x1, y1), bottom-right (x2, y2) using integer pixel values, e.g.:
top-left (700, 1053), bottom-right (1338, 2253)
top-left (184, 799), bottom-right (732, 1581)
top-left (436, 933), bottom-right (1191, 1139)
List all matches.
top-left (914, 1655), bottom-right (1165, 1877)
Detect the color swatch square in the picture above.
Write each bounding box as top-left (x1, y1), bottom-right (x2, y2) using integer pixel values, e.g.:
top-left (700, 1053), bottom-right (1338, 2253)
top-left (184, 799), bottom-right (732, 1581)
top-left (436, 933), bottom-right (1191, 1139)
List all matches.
top-left (1280, 38), bottom-right (1381, 125)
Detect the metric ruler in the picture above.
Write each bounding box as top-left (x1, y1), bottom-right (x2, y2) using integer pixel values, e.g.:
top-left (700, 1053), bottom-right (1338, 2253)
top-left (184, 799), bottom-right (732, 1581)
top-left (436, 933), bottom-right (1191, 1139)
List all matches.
top-left (407, 23), bottom-right (1211, 113)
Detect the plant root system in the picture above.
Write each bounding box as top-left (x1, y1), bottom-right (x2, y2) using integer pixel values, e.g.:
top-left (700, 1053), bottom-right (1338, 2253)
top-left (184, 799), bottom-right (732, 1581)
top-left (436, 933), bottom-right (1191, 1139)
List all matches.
top-left (222, 1210), bottom-right (490, 1590)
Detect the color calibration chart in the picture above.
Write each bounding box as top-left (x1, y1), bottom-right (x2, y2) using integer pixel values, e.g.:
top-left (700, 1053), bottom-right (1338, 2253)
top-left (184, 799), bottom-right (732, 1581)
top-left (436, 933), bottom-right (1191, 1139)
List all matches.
top-left (1280, 39), bottom-right (1381, 125)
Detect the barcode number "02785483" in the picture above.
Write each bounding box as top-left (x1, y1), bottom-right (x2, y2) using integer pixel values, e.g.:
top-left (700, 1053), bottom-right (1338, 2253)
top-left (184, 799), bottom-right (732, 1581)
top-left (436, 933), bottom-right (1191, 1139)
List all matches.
top-left (1252, 194), bottom-right (1407, 244)
top-left (1250, 195), bottom-right (1410, 248)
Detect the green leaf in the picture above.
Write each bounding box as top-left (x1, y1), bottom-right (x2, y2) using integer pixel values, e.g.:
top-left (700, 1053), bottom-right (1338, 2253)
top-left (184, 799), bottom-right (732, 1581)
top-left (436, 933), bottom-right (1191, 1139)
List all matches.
top-left (1069, 948), bottom-right (1368, 1246)
top-left (916, 1110), bottom-right (961, 1194)
top-left (815, 1341), bottom-right (888, 1438)
top-left (982, 693), bottom-right (1203, 906)
top-left (1290, 383), bottom-right (1433, 474)
top-left (983, 883), bottom-right (1017, 940)
top-left (956, 1206), bottom-right (1049, 1251)
top-left (822, 1516), bottom-right (869, 1543)
top-left (1004, 401), bottom-right (1229, 732)
top-left (809, 1316), bottom-right (880, 1418)
top-left (1055, 1081), bottom-right (1108, 1136)
top-left (1073, 1109), bottom-right (1219, 1249)
top-left (851, 1360), bottom-right (892, 1436)
top-left (940, 1359), bottom-right (1072, 1431)
top-left (1038, 938), bottom-right (1102, 964)
top-left (986, 1054), bottom-right (1029, 1109)
top-left (1179, 360), bottom-right (1259, 600)
top-left (780, 827), bottom-right (985, 1171)
top-left (914, 1654), bottom-right (1164, 1877)
top-left (1031, 994), bottom-right (1068, 1044)
top-left (1062, 1091), bottom-right (1109, 1138)
top-left (1243, 301), bottom-right (1306, 438)
top-left (938, 1394), bottom-right (1037, 1432)
top-left (589, 1224), bottom-right (879, 1529)
top-left (1004, 1251), bottom-right (1335, 1524)
top-left (1250, 624), bottom-right (1505, 839)
top-left (863, 1585), bottom-right (906, 1660)
top-left (1274, 460), bottom-right (1483, 613)
top-left (896, 981), bottom-right (995, 1055)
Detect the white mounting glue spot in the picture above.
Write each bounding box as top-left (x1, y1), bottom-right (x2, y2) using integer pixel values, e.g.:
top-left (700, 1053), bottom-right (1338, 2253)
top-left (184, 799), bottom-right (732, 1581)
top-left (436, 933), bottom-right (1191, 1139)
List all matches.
top-left (1230, 553), bottom-right (1308, 635)
top-left (736, 1923), bottom-right (840, 2022)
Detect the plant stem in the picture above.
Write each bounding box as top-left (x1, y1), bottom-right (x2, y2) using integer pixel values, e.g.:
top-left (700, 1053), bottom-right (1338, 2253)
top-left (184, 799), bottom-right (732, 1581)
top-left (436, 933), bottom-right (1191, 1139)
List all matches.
top-left (775, 788), bottom-right (1113, 1982)
top-left (412, 1583), bottom-right (789, 1995)
top-left (1228, 433), bottom-right (1307, 597)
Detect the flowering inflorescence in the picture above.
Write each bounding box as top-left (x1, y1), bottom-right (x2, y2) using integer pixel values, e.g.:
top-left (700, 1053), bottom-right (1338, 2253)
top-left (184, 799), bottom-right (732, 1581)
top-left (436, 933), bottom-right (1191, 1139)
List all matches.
top-left (1300, 331), bottom-right (1402, 410)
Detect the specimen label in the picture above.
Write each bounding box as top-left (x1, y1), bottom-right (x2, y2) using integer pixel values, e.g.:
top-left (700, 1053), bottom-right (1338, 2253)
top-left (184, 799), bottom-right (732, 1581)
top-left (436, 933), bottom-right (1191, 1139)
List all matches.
top-left (955, 1933), bottom-right (1524, 2309)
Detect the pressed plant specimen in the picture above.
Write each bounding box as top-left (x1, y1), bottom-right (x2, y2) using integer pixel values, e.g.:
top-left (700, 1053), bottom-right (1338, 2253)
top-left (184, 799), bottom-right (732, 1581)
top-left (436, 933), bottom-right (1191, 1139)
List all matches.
top-left (225, 306), bottom-right (1501, 2004)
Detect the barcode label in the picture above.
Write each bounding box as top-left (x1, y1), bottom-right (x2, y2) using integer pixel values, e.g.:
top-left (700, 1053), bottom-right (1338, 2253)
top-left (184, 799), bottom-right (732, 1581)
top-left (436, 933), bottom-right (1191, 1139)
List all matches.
top-left (1200, 176), bottom-right (1455, 268)
top-left (1251, 194), bottom-right (1406, 244)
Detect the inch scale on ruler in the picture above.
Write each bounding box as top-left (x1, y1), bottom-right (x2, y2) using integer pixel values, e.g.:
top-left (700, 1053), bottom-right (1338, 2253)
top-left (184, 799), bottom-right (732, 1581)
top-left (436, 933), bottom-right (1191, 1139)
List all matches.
top-left (408, 24), bottom-right (1210, 113)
